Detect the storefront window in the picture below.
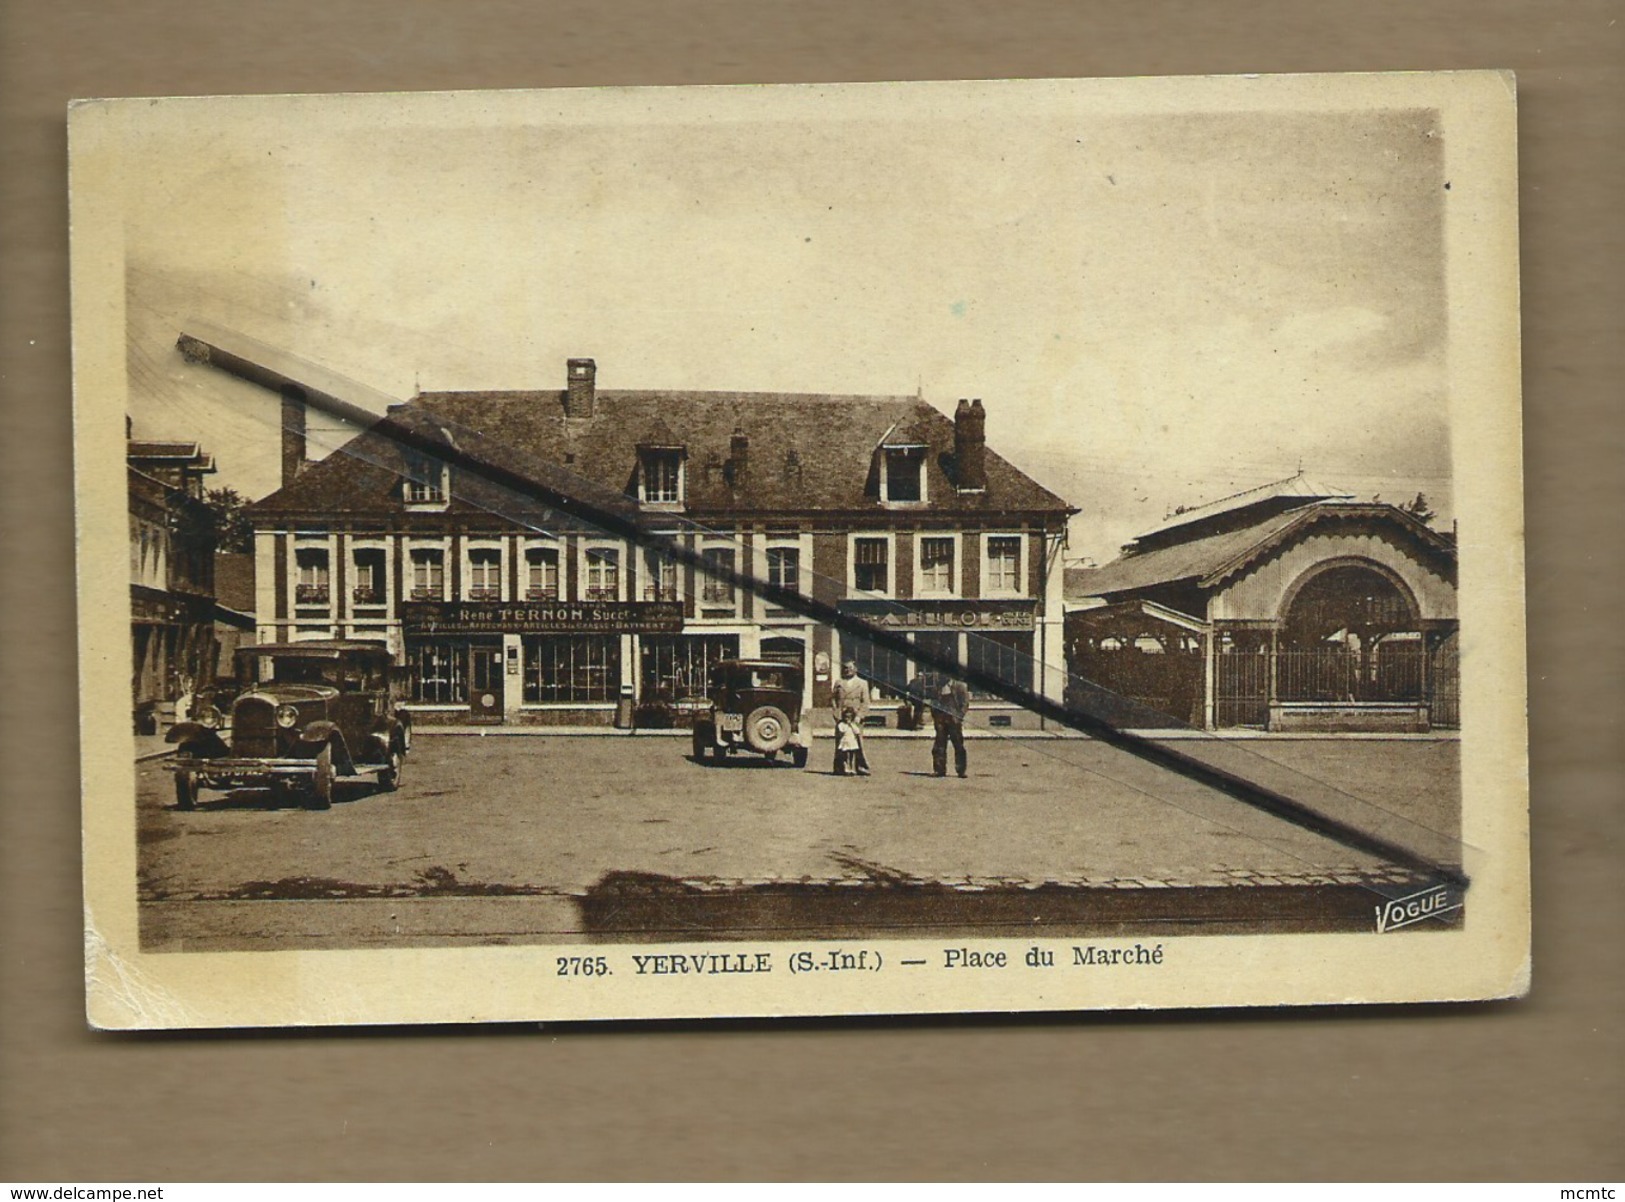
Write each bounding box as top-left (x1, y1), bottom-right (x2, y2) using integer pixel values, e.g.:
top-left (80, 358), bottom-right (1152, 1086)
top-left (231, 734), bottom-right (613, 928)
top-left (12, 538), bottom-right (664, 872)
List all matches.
top-left (911, 631), bottom-right (959, 678)
top-left (524, 636), bottom-right (620, 704)
top-left (408, 640), bottom-right (466, 703)
top-left (639, 634), bottom-right (739, 701)
top-left (967, 630), bottom-right (1034, 697)
top-left (846, 633), bottom-right (910, 700)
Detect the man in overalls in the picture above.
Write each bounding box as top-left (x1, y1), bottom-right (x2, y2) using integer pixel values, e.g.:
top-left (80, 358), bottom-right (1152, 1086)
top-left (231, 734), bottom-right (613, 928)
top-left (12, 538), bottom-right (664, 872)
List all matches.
top-left (930, 675), bottom-right (971, 778)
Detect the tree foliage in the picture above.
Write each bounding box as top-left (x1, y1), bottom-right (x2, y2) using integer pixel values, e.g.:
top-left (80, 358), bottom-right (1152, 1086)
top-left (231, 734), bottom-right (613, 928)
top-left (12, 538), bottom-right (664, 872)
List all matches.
top-left (201, 486), bottom-right (254, 552)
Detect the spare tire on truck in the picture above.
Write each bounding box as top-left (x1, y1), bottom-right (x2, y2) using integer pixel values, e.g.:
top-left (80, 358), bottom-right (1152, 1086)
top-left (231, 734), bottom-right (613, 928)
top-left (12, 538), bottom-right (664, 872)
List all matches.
top-left (744, 705), bottom-right (791, 753)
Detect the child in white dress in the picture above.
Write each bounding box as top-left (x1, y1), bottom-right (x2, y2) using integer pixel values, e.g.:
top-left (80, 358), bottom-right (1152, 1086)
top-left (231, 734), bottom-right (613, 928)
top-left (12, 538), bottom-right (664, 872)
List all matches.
top-left (835, 707), bottom-right (862, 776)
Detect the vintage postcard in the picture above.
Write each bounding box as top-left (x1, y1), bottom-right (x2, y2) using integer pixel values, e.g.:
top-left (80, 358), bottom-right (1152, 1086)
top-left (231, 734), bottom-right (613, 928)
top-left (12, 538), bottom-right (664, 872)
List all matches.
top-left (70, 72), bottom-right (1527, 1028)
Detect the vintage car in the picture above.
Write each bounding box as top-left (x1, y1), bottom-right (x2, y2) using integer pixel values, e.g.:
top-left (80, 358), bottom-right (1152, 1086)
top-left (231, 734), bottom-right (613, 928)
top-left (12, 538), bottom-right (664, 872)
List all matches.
top-left (165, 641), bottom-right (413, 810)
top-left (690, 658), bottom-right (810, 767)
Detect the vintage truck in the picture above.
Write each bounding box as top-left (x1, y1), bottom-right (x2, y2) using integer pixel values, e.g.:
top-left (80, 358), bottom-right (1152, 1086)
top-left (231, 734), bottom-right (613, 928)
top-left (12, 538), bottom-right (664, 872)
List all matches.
top-left (689, 657), bottom-right (811, 768)
top-left (166, 641), bottom-right (412, 810)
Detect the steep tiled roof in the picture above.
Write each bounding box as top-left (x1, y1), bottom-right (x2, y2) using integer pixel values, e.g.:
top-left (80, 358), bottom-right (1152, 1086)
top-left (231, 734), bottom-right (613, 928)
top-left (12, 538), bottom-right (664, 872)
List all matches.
top-left (249, 388), bottom-right (1074, 521)
top-left (1138, 470), bottom-right (1353, 540)
top-left (1066, 502), bottom-right (1454, 600)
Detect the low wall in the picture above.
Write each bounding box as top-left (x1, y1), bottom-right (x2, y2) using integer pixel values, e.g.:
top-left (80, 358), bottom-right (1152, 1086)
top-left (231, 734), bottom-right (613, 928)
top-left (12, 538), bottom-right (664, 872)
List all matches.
top-left (1268, 702), bottom-right (1431, 734)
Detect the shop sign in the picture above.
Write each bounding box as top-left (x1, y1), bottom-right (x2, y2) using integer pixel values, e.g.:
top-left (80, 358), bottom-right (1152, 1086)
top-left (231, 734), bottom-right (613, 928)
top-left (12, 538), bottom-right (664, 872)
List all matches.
top-left (401, 600), bottom-right (684, 635)
top-left (837, 599), bottom-right (1036, 630)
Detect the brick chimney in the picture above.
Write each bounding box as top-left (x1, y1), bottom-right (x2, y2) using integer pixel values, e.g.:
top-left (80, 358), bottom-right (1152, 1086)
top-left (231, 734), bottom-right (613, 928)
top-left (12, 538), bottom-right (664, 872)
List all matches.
top-left (728, 426), bottom-right (750, 487)
top-left (566, 358), bottom-right (597, 418)
top-left (954, 398), bottom-right (987, 492)
top-left (280, 385), bottom-right (307, 488)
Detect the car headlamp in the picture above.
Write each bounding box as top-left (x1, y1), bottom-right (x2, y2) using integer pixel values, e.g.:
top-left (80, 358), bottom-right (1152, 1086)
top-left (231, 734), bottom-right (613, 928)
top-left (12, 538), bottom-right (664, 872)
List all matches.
top-left (274, 704), bottom-right (300, 728)
top-left (195, 705), bottom-right (222, 730)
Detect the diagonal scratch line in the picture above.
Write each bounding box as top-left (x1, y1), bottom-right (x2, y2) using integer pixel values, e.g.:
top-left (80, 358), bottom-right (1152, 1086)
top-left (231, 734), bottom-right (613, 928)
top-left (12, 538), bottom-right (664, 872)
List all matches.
top-left (193, 341), bottom-right (1467, 890)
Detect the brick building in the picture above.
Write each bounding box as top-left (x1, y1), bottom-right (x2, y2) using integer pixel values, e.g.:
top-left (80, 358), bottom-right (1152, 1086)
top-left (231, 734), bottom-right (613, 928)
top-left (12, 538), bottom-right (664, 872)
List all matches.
top-left (181, 336), bottom-right (1076, 728)
top-left (128, 433), bottom-right (219, 732)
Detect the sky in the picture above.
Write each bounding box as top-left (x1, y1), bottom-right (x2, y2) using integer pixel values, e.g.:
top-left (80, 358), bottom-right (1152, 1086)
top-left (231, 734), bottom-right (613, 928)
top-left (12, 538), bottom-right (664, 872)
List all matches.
top-left (120, 84), bottom-right (1454, 562)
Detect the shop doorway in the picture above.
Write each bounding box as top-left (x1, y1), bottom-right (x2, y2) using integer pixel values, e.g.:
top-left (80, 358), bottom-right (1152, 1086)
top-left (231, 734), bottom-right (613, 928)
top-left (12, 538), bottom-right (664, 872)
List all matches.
top-left (468, 641), bottom-right (504, 723)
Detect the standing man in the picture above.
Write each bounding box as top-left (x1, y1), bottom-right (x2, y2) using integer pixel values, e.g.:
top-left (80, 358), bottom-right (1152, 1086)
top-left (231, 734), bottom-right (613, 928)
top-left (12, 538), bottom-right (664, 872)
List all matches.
top-left (930, 674), bottom-right (971, 779)
top-left (830, 660), bottom-right (872, 775)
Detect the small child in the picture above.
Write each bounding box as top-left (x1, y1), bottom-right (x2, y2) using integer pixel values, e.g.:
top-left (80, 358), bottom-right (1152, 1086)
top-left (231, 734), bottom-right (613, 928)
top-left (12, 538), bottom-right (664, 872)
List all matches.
top-left (835, 707), bottom-right (862, 776)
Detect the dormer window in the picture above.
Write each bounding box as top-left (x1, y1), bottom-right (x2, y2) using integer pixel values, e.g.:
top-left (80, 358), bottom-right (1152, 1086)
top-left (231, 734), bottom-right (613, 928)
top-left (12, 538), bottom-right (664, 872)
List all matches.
top-left (402, 451), bottom-right (449, 509)
top-left (638, 447), bottom-right (685, 506)
top-left (881, 446), bottom-right (927, 504)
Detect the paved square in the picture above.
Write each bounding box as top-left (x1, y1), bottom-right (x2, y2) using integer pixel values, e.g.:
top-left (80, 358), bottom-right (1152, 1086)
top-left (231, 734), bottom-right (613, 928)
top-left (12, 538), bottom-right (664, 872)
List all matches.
top-left (136, 734), bottom-right (1460, 948)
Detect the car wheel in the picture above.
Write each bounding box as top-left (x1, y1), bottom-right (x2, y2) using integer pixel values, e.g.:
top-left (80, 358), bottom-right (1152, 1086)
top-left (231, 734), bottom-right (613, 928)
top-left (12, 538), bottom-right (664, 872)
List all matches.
top-left (692, 724), bottom-right (711, 761)
top-left (791, 745), bottom-right (809, 769)
top-left (174, 769), bottom-right (198, 811)
top-left (378, 748), bottom-right (404, 792)
top-left (744, 705), bottom-right (791, 753)
top-left (306, 745), bottom-right (334, 811)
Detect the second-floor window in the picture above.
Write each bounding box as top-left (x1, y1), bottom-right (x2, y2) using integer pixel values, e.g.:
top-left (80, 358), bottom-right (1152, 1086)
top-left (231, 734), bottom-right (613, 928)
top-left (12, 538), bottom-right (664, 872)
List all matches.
top-left (467, 548), bottom-right (502, 600)
top-left (525, 546), bottom-right (560, 600)
top-left (410, 548), bottom-right (445, 600)
top-left (352, 548), bottom-right (386, 606)
top-left (853, 537), bottom-right (889, 594)
top-left (641, 450), bottom-right (683, 505)
top-left (766, 546), bottom-right (800, 592)
top-left (131, 518), bottom-right (166, 588)
top-left (700, 547), bottom-right (736, 604)
top-left (919, 536), bottom-right (956, 594)
top-left (584, 547), bottom-right (620, 601)
top-left (644, 549), bottom-right (678, 601)
top-left (295, 547), bottom-right (330, 605)
top-left (986, 535), bottom-right (1023, 593)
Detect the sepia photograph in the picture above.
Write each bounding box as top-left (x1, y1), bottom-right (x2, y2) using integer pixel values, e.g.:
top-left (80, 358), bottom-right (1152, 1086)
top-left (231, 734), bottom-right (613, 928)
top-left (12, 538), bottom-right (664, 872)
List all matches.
top-left (72, 72), bottom-right (1527, 1027)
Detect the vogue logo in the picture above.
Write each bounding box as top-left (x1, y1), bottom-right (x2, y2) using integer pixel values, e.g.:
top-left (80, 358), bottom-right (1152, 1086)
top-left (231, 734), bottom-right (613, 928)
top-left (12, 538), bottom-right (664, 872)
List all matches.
top-left (1374, 883), bottom-right (1464, 933)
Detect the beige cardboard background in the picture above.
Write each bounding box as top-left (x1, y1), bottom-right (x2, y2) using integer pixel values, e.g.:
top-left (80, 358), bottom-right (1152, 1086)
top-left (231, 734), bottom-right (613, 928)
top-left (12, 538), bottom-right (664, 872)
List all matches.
top-left (2, 0), bottom-right (1619, 1182)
